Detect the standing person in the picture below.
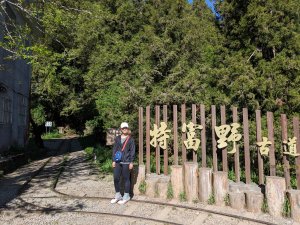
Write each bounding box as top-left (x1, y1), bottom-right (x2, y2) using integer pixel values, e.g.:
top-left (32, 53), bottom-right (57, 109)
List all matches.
top-left (111, 122), bottom-right (135, 204)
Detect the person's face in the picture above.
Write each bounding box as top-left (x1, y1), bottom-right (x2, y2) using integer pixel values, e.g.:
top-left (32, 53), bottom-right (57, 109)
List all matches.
top-left (121, 127), bottom-right (129, 135)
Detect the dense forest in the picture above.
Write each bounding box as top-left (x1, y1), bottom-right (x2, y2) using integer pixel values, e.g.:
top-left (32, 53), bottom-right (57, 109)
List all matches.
top-left (1, 0), bottom-right (299, 136)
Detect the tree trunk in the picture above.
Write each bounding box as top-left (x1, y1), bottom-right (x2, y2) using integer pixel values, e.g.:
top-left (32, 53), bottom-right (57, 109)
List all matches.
top-left (29, 112), bottom-right (44, 148)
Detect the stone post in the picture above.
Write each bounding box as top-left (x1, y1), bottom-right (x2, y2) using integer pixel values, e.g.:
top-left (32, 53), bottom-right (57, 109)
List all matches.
top-left (213, 171), bottom-right (228, 206)
top-left (171, 165), bottom-right (184, 200)
top-left (266, 176), bottom-right (286, 217)
top-left (133, 165), bottom-right (145, 195)
top-left (198, 167), bottom-right (212, 202)
top-left (184, 162), bottom-right (199, 202)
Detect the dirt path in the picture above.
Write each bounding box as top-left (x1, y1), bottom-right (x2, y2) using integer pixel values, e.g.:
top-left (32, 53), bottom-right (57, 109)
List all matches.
top-left (0, 138), bottom-right (297, 225)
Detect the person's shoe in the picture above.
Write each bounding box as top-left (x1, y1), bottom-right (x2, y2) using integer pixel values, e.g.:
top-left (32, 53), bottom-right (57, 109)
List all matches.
top-left (118, 193), bottom-right (130, 205)
top-left (110, 193), bottom-right (122, 204)
top-left (117, 198), bottom-right (130, 205)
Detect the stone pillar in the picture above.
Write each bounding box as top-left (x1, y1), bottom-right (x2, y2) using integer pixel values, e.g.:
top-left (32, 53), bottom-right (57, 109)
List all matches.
top-left (157, 181), bottom-right (169, 199)
top-left (145, 174), bottom-right (160, 198)
top-left (213, 171), bottom-right (228, 206)
top-left (266, 176), bottom-right (286, 217)
top-left (184, 162), bottom-right (199, 202)
top-left (287, 190), bottom-right (300, 222)
top-left (198, 167), bottom-right (212, 202)
top-left (229, 192), bottom-right (245, 210)
top-left (171, 165), bottom-right (184, 200)
top-left (133, 165), bottom-right (146, 195)
top-left (245, 191), bottom-right (264, 213)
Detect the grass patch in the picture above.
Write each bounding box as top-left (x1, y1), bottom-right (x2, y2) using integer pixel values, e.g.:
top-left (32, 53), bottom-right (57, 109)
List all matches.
top-left (193, 199), bottom-right (199, 204)
top-left (167, 182), bottom-right (174, 200)
top-left (207, 193), bottom-right (215, 205)
top-left (84, 147), bottom-right (94, 160)
top-left (228, 169), bottom-right (236, 181)
top-left (42, 131), bottom-right (63, 140)
top-left (155, 185), bottom-right (159, 197)
top-left (261, 197), bottom-right (269, 213)
top-left (179, 191), bottom-right (187, 202)
top-left (139, 180), bottom-right (147, 194)
top-left (282, 196), bottom-right (291, 218)
top-left (224, 193), bottom-right (230, 206)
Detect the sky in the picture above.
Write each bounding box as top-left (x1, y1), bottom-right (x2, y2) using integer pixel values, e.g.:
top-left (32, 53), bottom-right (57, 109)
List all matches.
top-left (204, 0), bottom-right (215, 11)
top-left (188, 0), bottom-right (216, 14)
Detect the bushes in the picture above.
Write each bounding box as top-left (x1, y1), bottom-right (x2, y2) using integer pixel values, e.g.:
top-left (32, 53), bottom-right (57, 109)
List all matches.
top-left (84, 147), bottom-right (94, 159)
top-left (42, 131), bottom-right (63, 139)
top-left (84, 145), bottom-right (113, 173)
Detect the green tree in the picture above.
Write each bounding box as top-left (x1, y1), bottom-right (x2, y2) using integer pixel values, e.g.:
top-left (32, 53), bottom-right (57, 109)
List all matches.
top-left (216, 0), bottom-right (300, 115)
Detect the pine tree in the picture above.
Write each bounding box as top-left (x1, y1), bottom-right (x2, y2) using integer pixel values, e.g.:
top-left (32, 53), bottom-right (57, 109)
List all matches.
top-left (216, 0), bottom-right (300, 115)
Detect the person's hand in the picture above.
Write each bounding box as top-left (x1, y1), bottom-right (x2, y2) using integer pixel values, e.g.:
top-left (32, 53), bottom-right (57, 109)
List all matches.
top-left (129, 163), bottom-right (133, 170)
top-left (112, 162), bottom-right (116, 168)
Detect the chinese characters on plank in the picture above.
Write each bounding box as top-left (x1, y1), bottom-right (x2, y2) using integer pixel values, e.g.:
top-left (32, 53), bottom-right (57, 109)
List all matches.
top-left (149, 122), bottom-right (299, 157)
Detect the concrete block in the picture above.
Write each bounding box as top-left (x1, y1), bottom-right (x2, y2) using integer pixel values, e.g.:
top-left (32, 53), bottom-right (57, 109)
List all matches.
top-left (145, 174), bottom-right (160, 198)
top-left (157, 181), bottom-right (168, 199)
top-left (229, 192), bottom-right (245, 210)
top-left (266, 176), bottom-right (286, 217)
top-left (171, 165), bottom-right (184, 200)
top-left (213, 171), bottom-right (228, 206)
top-left (144, 174), bottom-right (170, 198)
top-left (245, 191), bottom-right (264, 213)
top-left (184, 162), bottom-right (199, 202)
top-left (198, 167), bottom-right (212, 202)
top-left (133, 165), bottom-right (146, 195)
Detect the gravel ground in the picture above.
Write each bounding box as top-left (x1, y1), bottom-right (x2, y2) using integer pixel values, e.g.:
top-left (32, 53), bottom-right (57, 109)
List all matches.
top-left (0, 138), bottom-right (299, 225)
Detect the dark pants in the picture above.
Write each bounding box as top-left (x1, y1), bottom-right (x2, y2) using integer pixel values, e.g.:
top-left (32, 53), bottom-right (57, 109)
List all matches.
top-left (113, 163), bottom-right (130, 193)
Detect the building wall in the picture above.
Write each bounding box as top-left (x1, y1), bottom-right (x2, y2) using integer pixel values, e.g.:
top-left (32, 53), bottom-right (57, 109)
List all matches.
top-left (0, 2), bottom-right (31, 152)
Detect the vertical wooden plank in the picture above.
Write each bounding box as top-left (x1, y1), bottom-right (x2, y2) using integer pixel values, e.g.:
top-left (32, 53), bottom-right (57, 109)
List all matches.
top-left (281, 114), bottom-right (290, 189)
top-left (293, 117), bottom-right (300, 189)
top-left (256, 110), bottom-right (264, 185)
top-left (232, 107), bottom-right (240, 182)
top-left (267, 112), bottom-right (276, 176)
top-left (200, 104), bottom-right (206, 167)
top-left (181, 104), bottom-right (187, 163)
top-left (155, 105), bottom-right (160, 174)
top-left (173, 105), bottom-right (178, 165)
top-left (146, 106), bottom-right (151, 174)
top-left (192, 104), bottom-right (197, 163)
top-left (138, 107), bottom-right (144, 165)
top-left (163, 105), bottom-right (168, 175)
top-left (221, 105), bottom-right (227, 172)
top-left (211, 105), bottom-right (217, 172)
top-left (243, 108), bottom-right (251, 184)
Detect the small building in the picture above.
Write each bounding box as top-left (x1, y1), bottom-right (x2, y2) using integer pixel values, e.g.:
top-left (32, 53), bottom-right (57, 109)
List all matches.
top-left (0, 1), bottom-right (31, 152)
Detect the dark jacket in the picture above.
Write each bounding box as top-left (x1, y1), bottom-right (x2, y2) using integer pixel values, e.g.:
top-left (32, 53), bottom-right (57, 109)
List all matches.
top-left (112, 135), bottom-right (135, 163)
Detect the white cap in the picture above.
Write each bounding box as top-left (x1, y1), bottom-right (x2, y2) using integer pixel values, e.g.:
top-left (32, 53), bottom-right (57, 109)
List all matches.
top-left (120, 122), bottom-right (129, 129)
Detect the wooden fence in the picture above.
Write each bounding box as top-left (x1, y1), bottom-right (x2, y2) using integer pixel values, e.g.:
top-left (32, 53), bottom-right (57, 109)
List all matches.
top-left (138, 104), bottom-right (300, 190)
